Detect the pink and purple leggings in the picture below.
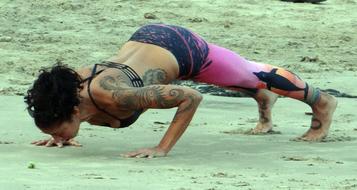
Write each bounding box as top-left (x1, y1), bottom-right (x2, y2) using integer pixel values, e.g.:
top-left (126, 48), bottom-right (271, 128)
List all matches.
top-left (129, 24), bottom-right (320, 105)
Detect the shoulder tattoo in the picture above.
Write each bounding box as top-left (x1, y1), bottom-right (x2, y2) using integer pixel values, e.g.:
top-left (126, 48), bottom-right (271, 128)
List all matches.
top-left (99, 75), bottom-right (130, 90)
top-left (142, 69), bottom-right (168, 85)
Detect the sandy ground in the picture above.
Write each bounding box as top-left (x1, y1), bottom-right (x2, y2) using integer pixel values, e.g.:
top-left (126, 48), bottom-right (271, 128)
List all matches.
top-left (1, 95), bottom-right (357, 190)
top-left (0, 0), bottom-right (356, 95)
top-left (0, 0), bottom-right (357, 189)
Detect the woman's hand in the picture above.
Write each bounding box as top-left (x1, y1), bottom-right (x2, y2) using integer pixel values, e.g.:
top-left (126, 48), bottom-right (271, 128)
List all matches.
top-left (121, 146), bottom-right (167, 158)
top-left (31, 137), bottom-right (82, 148)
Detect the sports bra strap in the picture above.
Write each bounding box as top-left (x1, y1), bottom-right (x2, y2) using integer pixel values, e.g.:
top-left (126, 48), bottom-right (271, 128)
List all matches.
top-left (99, 61), bottom-right (144, 87)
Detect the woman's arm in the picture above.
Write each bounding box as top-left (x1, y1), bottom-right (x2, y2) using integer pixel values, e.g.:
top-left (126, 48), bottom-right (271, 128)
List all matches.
top-left (98, 76), bottom-right (203, 157)
top-left (116, 85), bottom-right (203, 154)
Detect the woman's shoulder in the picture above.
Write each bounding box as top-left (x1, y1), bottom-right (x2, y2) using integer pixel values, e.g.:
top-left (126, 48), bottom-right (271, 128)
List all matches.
top-left (76, 66), bottom-right (93, 79)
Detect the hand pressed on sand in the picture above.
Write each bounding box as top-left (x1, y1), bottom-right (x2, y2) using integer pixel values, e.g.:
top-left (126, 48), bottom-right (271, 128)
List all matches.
top-left (31, 137), bottom-right (82, 148)
top-left (120, 146), bottom-right (167, 158)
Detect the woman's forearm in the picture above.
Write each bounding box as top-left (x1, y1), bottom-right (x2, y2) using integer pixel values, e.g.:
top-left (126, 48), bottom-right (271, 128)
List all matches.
top-left (157, 93), bottom-right (202, 153)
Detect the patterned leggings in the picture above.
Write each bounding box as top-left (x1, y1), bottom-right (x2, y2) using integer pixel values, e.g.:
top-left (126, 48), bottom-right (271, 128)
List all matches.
top-left (195, 44), bottom-right (320, 105)
top-left (129, 24), bottom-right (320, 105)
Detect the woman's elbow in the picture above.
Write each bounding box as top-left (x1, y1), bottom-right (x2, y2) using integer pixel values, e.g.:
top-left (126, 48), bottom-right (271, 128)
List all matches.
top-left (194, 92), bottom-right (203, 103)
top-left (189, 91), bottom-right (203, 106)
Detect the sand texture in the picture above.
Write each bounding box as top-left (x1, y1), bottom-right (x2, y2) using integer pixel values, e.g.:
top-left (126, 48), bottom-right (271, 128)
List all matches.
top-left (1, 96), bottom-right (357, 189)
top-left (0, 0), bottom-right (356, 95)
top-left (0, 0), bottom-right (356, 189)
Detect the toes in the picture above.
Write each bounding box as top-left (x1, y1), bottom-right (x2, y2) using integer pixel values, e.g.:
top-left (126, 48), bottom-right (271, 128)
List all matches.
top-left (293, 135), bottom-right (326, 142)
top-left (249, 127), bottom-right (273, 134)
top-left (290, 136), bottom-right (306, 142)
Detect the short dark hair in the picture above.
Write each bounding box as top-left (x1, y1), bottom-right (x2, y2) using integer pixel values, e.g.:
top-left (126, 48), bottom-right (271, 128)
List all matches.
top-left (24, 64), bottom-right (83, 128)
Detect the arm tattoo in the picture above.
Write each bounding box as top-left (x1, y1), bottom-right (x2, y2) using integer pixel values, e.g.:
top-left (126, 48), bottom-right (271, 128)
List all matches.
top-left (99, 75), bottom-right (199, 112)
top-left (113, 86), bottom-right (185, 109)
top-left (142, 69), bottom-right (168, 85)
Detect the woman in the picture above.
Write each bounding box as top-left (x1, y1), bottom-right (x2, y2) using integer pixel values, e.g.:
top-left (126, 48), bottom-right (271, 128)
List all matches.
top-left (25, 24), bottom-right (337, 158)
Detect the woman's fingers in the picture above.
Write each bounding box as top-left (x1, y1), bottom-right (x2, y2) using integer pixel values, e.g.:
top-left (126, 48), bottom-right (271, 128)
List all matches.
top-left (70, 142), bottom-right (82, 147)
top-left (147, 154), bottom-right (155, 159)
top-left (31, 138), bottom-right (81, 148)
top-left (121, 151), bottom-right (140, 158)
top-left (56, 141), bottom-right (64, 148)
top-left (45, 139), bottom-right (55, 147)
top-left (31, 140), bottom-right (47, 146)
top-left (121, 148), bottom-right (166, 158)
top-left (33, 139), bottom-right (52, 146)
top-left (135, 153), bottom-right (149, 158)
top-left (30, 140), bottom-right (39, 145)
top-left (44, 138), bottom-right (64, 147)
top-left (121, 150), bottom-right (146, 158)
top-left (66, 139), bottom-right (82, 147)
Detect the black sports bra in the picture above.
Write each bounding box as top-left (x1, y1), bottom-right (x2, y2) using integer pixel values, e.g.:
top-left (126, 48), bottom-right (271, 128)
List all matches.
top-left (82, 61), bottom-right (144, 128)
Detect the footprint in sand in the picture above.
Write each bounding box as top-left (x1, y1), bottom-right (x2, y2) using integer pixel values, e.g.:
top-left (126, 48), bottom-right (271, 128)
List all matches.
top-left (221, 128), bottom-right (282, 135)
top-left (0, 141), bottom-right (14, 144)
top-left (281, 156), bottom-right (332, 163)
top-left (290, 135), bottom-right (356, 142)
top-left (320, 135), bottom-right (356, 142)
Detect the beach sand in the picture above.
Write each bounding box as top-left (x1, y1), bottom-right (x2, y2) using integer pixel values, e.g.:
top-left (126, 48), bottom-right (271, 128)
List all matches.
top-left (1, 96), bottom-right (357, 189)
top-left (0, 0), bottom-right (356, 189)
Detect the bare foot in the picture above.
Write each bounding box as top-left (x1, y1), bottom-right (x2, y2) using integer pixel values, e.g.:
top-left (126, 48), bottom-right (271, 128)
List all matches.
top-left (297, 92), bottom-right (338, 141)
top-left (250, 122), bottom-right (273, 134)
top-left (250, 90), bottom-right (278, 134)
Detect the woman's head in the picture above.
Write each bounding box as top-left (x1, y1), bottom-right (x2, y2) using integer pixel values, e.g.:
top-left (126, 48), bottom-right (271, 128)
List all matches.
top-left (24, 64), bottom-right (83, 132)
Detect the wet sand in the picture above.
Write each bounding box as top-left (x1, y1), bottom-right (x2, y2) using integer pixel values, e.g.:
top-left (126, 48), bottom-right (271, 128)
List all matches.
top-left (0, 0), bottom-right (357, 189)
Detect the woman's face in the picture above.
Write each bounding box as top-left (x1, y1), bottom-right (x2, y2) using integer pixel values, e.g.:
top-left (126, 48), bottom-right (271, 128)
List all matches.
top-left (41, 115), bottom-right (81, 141)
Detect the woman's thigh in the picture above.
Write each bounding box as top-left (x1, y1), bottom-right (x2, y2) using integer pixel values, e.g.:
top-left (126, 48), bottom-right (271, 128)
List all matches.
top-left (194, 43), bottom-right (270, 89)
